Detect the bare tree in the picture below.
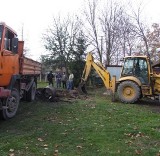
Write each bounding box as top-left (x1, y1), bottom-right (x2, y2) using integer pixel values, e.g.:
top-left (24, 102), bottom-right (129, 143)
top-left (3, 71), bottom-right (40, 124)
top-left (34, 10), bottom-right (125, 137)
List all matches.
top-left (118, 11), bottom-right (138, 57)
top-left (100, 1), bottom-right (127, 65)
top-left (84, 0), bottom-right (136, 65)
top-left (83, 0), bottom-right (151, 65)
top-left (84, 0), bottom-right (102, 62)
top-left (147, 23), bottom-right (160, 61)
top-left (129, 4), bottom-right (149, 55)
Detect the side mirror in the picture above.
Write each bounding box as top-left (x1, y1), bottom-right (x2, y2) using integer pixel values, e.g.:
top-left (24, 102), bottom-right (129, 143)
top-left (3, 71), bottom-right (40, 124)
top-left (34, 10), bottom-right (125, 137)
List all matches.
top-left (12, 38), bottom-right (18, 53)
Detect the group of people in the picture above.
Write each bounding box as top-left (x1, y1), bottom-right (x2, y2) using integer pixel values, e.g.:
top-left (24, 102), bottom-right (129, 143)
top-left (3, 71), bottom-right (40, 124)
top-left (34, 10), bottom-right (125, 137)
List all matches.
top-left (47, 71), bottom-right (74, 90)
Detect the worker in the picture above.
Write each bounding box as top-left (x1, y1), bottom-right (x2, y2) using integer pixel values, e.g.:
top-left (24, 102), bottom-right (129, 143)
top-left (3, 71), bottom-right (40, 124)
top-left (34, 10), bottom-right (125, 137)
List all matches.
top-left (47, 71), bottom-right (54, 86)
top-left (61, 72), bottom-right (67, 89)
top-left (67, 72), bottom-right (74, 90)
top-left (55, 72), bottom-right (62, 88)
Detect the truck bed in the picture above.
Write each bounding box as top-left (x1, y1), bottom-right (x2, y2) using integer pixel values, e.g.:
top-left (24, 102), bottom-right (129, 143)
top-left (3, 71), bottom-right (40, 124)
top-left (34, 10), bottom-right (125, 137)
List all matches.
top-left (20, 57), bottom-right (41, 75)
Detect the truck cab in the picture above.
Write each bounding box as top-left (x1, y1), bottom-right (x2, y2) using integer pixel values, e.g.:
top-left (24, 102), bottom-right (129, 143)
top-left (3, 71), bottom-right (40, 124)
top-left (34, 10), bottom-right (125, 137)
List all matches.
top-left (0, 23), bottom-right (20, 87)
top-left (0, 23), bottom-right (18, 53)
top-left (0, 23), bottom-right (41, 120)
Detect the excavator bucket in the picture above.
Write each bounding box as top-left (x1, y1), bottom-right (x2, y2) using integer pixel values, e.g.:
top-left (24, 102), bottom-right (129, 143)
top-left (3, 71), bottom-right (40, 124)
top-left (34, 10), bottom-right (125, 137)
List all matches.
top-left (78, 81), bottom-right (87, 94)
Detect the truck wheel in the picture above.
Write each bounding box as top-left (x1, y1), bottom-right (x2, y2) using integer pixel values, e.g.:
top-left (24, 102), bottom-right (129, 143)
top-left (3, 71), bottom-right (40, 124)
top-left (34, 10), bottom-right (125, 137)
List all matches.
top-left (26, 82), bottom-right (36, 102)
top-left (117, 81), bottom-right (140, 103)
top-left (1, 89), bottom-right (20, 120)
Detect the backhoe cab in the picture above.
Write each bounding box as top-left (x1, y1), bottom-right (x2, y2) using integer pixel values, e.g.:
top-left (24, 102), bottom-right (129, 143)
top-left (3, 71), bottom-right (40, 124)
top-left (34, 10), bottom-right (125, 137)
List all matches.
top-left (80, 52), bottom-right (160, 103)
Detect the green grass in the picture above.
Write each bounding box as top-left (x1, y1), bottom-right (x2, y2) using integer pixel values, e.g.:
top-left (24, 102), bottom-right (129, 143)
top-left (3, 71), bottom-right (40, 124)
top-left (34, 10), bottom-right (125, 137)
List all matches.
top-left (37, 80), bottom-right (48, 88)
top-left (0, 84), bottom-right (160, 156)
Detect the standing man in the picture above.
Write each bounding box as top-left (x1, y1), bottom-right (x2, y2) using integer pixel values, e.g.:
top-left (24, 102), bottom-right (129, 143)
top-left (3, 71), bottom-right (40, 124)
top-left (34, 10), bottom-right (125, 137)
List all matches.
top-left (68, 71), bottom-right (74, 90)
top-left (62, 72), bottom-right (67, 89)
top-left (55, 72), bottom-right (62, 88)
top-left (47, 71), bottom-right (54, 86)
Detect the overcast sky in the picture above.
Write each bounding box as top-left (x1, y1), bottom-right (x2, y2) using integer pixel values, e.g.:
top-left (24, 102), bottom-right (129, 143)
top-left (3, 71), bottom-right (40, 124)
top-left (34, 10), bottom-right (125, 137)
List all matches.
top-left (0, 0), bottom-right (160, 61)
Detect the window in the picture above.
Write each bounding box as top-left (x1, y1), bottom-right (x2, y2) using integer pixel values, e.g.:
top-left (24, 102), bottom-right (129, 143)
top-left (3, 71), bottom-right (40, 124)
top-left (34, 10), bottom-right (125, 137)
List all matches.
top-left (122, 57), bottom-right (149, 84)
top-left (0, 25), bottom-right (3, 45)
top-left (137, 58), bottom-right (149, 84)
top-left (4, 28), bottom-right (15, 51)
top-left (122, 58), bottom-right (134, 75)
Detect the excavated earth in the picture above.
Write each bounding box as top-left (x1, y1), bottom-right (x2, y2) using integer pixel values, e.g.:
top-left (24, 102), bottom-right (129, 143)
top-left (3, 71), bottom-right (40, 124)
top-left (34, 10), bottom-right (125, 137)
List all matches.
top-left (36, 87), bottom-right (160, 113)
top-left (36, 87), bottom-right (88, 103)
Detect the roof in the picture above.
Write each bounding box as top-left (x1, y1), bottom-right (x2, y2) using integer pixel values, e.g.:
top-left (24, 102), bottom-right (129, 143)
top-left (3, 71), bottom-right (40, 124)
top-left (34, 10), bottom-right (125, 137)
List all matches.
top-left (124, 55), bottom-right (148, 59)
top-left (0, 22), bottom-right (17, 36)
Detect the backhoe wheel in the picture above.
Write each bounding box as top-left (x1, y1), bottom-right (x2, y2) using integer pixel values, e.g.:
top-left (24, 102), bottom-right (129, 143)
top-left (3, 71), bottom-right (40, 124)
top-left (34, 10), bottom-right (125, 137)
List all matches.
top-left (26, 82), bottom-right (36, 102)
top-left (117, 81), bottom-right (140, 103)
top-left (1, 88), bottom-right (20, 120)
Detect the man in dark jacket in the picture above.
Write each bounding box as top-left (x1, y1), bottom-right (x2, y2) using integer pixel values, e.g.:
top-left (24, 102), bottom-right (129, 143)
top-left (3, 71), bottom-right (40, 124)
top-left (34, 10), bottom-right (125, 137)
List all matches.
top-left (47, 71), bottom-right (54, 86)
top-left (55, 72), bottom-right (62, 88)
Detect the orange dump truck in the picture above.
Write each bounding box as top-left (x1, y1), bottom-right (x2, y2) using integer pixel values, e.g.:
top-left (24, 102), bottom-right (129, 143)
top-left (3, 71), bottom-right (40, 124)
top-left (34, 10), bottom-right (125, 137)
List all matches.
top-left (0, 22), bottom-right (41, 119)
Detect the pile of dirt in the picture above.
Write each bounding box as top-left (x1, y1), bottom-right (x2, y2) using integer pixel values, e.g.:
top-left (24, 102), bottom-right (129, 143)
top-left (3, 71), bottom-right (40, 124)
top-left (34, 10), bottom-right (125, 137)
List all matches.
top-left (36, 87), bottom-right (87, 102)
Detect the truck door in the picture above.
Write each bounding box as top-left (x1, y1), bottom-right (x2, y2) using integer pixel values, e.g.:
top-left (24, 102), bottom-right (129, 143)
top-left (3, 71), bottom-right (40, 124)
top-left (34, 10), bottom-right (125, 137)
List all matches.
top-left (0, 28), bottom-right (19, 86)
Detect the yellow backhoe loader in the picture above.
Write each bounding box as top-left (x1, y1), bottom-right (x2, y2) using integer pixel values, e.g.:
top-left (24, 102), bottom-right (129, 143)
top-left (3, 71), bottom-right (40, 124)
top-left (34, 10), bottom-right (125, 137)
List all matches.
top-left (79, 52), bottom-right (160, 103)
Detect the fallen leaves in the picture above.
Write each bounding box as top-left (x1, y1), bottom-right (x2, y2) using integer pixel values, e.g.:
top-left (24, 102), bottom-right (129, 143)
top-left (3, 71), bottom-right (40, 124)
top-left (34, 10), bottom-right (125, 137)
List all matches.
top-left (9, 149), bottom-right (14, 152)
top-left (9, 149), bottom-right (14, 156)
top-left (76, 145), bottom-right (83, 149)
top-left (124, 131), bottom-right (145, 138)
top-left (156, 151), bottom-right (160, 156)
top-left (135, 149), bottom-right (142, 155)
top-left (38, 137), bottom-right (44, 142)
top-left (37, 137), bottom-right (50, 152)
top-left (53, 144), bottom-right (59, 156)
top-left (125, 140), bottom-right (133, 146)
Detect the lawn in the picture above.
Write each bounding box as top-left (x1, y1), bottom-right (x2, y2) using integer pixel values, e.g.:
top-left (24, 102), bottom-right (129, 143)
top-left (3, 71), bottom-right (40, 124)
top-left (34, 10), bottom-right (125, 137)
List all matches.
top-left (0, 84), bottom-right (160, 156)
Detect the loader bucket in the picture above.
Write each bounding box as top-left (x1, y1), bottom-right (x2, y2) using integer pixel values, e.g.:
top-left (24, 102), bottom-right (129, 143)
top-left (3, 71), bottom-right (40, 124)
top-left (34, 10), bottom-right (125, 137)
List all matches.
top-left (78, 82), bottom-right (87, 94)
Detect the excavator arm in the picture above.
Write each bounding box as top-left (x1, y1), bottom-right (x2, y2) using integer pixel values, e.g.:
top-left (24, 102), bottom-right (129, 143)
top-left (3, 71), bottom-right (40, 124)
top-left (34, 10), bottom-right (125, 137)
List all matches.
top-left (79, 52), bottom-right (116, 95)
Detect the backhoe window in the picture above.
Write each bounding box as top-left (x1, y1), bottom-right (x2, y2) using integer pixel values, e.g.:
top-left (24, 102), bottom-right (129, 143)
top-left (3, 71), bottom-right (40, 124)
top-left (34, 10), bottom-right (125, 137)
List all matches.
top-left (122, 58), bottom-right (134, 75)
top-left (122, 57), bottom-right (149, 84)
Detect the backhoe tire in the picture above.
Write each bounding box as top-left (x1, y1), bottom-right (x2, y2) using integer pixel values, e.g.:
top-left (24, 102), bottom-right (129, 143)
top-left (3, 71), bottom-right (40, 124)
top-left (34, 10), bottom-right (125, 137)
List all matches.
top-left (26, 82), bottom-right (36, 102)
top-left (1, 88), bottom-right (20, 120)
top-left (117, 81), bottom-right (140, 104)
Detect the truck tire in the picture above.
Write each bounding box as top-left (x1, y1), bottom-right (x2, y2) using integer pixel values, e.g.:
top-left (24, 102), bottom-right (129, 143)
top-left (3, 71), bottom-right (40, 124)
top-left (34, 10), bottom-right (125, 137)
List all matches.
top-left (117, 81), bottom-right (140, 103)
top-left (1, 88), bottom-right (20, 120)
top-left (26, 82), bottom-right (36, 102)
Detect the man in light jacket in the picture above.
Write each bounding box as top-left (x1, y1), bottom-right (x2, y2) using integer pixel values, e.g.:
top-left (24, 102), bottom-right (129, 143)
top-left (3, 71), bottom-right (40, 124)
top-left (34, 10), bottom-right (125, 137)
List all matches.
top-left (68, 72), bottom-right (74, 90)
